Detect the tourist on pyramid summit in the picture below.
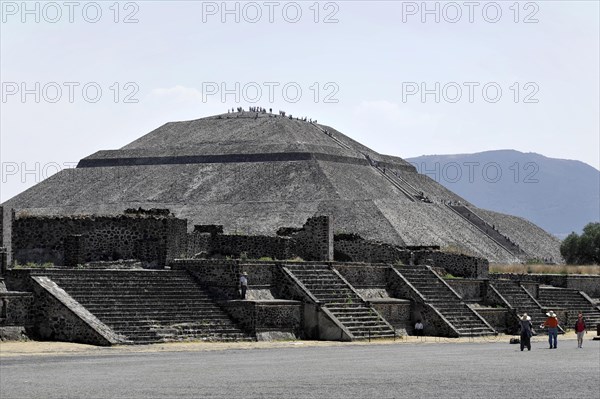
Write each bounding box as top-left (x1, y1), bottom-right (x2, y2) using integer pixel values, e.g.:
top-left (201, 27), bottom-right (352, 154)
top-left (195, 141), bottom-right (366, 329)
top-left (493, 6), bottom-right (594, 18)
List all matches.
top-left (574, 312), bottom-right (587, 348)
top-left (519, 313), bottom-right (533, 351)
top-left (540, 311), bottom-right (560, 349)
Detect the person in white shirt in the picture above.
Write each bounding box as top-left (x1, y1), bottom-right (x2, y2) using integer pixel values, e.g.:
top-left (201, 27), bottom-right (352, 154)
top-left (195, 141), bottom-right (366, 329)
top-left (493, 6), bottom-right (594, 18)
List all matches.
top-left (414, 320), bottom-right (424, 336)
top-left (239, 272), bottom-right (248, 299)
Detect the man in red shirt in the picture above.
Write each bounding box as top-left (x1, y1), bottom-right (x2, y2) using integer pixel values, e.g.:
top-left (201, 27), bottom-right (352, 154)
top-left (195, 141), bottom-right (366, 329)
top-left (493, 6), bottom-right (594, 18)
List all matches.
top-left (541, 311), bottom-right (559, 349)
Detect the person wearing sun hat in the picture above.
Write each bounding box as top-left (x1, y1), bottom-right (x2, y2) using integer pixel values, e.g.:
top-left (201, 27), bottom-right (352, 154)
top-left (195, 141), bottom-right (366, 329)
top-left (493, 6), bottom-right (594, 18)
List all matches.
top-left (519, 313), bottom-right (533, 351)
top-left (541, 311), bottom-right (559, 349)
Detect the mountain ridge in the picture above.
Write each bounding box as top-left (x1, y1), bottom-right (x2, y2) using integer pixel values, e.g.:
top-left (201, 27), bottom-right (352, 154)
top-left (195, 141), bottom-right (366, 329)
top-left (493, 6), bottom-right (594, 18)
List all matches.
top-left (406, 150), bottom-right (600, 238)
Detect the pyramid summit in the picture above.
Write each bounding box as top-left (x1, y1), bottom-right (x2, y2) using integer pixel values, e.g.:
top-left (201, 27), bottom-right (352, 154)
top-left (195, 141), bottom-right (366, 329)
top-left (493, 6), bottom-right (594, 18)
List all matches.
top-left (2, 111), bottom-right (561, 263)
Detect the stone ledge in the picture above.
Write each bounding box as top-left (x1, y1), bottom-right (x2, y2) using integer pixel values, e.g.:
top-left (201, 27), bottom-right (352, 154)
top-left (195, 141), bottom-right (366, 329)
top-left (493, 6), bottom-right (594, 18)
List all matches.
top-left (0, 291), bottom-right (33, 297)
top-left (223, 299), bottom-right (301, 305)
top-left (368, 298), bottom-right (411, 304)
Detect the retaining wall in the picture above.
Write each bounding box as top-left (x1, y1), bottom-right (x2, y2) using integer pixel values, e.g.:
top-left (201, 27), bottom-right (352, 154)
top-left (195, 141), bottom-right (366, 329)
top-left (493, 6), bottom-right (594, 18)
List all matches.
top-left (12, 212), bottom-right (187, 268)
top-left (445, 279), bottom-right (484, 301)
top-left (0, 291), bottom-right (34, 327)
top-left (222, 300), bottom-right (302, 340)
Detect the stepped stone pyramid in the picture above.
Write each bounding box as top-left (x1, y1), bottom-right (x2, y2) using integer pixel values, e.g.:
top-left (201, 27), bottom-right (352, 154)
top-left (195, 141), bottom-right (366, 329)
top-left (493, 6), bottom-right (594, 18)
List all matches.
top-left (1, 111), bottom-right (561, 263)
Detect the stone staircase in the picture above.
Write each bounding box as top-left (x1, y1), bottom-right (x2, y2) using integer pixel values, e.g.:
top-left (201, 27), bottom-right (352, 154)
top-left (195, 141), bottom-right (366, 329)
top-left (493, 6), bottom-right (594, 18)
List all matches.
top-left (397, 265), bottom-right (495, 336)
top-left (447, 204), bottom-right (525, 258)
top-left (309, 121), bottom-right (420, 203)
top-left (39, 269), bottom-right (252, 344)
top-left (373, 166), bottom-right (417, 202)
top-left (490, 280), bottom-right (547, 332)
top-left (284, 264), bottom-right (396, 340)
top-left (538, 287), bottom-right (600, 329)
top-left (389, 169), bottom-right (424, 197)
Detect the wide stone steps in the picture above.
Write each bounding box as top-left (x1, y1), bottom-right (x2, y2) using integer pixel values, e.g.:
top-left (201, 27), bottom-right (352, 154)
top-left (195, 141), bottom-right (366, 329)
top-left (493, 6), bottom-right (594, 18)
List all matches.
top-left (326, 307), bottom-right (377, 315)
top-left (338, 315), bottom-right (379, 323)
top-left (92, 312), bottom-right (230, 320)
top-left (428, 302), bottom-right (470, 309)
top-left (538, 288), bottom-right (600, 326)
top-left (41, 269), bottom-right (252, 344)
top-left (396, 265), bottom-right (495, 337)
top-left (437, 312), bottom-right (482, 320)
top-left (327, 306), bottom-right (374, 313)
top-left (447, 204), bottom-right (525, 257)
top-left (64, 289), bottom-right (206, 296)
top-left (305, 287), bottom-right (357, 293)
top-left (84, 304), bottom-right (223, 312)
top-left (308, 291), bottom-right (360, 299)
top-left (44, 278), bottom-right (198, 284)
top-left (296, 279), bottom-right (342, 285)
top-left (94, 312), bottom-right (233, 322)
top-left (492, 281), bottom-right (546, 314)
top-left (117, 323), bottom-right (244, 333)
top-left (60, 286), bottom-right (203, 293)
top-left (74, 303), bottom-right (218, 311)
top-left (285, 264), bottom-right (396, 340)
top-left (342, 320), bottom-right (390, 327)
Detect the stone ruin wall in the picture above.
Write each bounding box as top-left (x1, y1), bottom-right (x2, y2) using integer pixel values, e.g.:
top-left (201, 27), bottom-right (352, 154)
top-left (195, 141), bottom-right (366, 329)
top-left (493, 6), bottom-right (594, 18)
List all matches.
top-left (11, 211), bottom-right (187, 268)
top-left (334, 263), bottom-right (389, 288)
top-left (334, 237), bottom-right (410, 264)
top-left (412, 251), bottom-right (489, 279)
top-left (8, 211), bottom-right (333, 269)
top-left (189, 233), bottom-right (290, 260)
top-left (334, 236), bottom-right (488, 279)
top-left (9, 205), bottom-right (488, 281)
top-left (290, 216), bottom-right (333, 261)
top-left (187, 216), bottom-right (333, 262)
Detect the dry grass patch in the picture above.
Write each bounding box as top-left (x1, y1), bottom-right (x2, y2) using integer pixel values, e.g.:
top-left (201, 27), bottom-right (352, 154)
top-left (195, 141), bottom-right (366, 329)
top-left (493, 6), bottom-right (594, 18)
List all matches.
top-left (490, 264), bottom-right (600, 275)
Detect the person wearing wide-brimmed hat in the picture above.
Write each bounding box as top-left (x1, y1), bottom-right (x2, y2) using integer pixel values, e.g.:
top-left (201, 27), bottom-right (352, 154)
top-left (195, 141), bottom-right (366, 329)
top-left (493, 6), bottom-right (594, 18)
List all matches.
top-left (540, 311), bottom-right (560, 349)
top-left (519, 313), bottom-right (533, 351)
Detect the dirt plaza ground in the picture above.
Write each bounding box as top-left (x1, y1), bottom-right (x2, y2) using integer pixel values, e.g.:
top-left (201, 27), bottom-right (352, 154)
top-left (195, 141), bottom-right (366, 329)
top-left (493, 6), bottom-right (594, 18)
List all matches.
top-left (1, 333), bottom-right (599, 398)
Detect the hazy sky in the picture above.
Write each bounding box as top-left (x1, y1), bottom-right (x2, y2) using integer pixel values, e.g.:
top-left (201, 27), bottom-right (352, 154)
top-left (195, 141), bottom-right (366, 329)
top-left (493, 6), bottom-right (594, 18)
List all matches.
top-left (1, 0), bottom-right (599, 202)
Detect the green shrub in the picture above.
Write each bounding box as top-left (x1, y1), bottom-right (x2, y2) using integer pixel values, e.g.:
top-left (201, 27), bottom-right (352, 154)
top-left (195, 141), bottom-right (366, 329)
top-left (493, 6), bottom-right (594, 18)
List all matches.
top-left (560, 223), bottom-right (600, 265)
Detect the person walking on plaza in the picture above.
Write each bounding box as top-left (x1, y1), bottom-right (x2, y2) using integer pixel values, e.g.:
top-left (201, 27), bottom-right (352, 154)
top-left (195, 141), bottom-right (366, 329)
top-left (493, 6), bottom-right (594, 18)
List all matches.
top-left (541, 311), bottom-right (560, 349)
top-left (239, 272), bottom-right (248, 300)
top-left (574, 312), bottom-right (587, 348)
top-left (519, 313), bottom-right (533, 351)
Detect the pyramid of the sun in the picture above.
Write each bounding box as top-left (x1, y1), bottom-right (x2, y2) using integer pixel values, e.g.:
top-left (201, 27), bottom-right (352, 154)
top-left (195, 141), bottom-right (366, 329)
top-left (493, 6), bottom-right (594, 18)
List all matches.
top-left (1, 112), bottom-right (562, 263)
